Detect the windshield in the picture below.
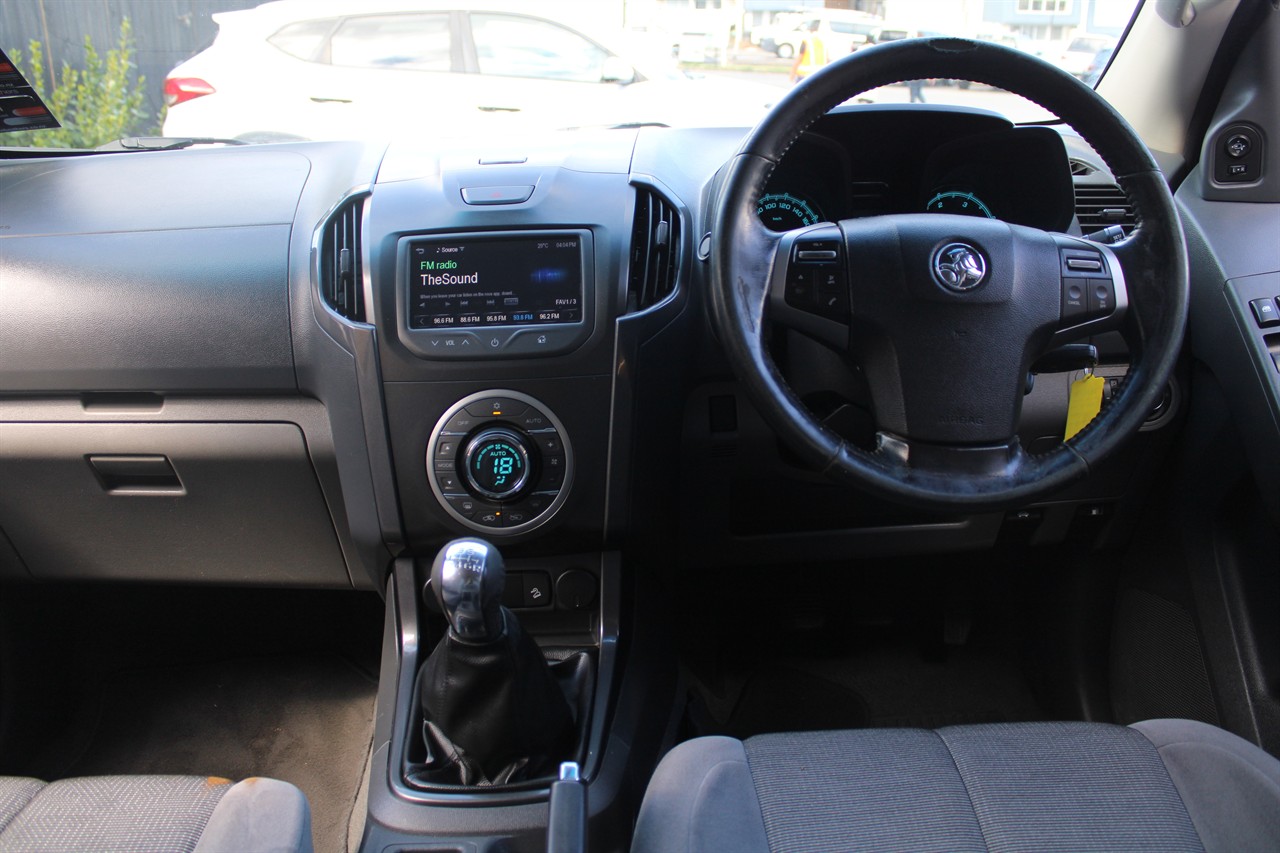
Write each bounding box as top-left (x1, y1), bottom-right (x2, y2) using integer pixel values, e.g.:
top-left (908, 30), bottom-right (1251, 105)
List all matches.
top-left (0, 0), bottom-right (1141, 148)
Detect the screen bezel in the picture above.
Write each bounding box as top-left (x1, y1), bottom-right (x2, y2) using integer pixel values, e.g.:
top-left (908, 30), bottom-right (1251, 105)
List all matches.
top-left (396, 229), bottom-right (594, 360)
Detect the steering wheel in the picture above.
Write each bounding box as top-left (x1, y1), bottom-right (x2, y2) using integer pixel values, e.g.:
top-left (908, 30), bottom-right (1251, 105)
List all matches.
top-left (710, 38), bottom-right (1187, 512)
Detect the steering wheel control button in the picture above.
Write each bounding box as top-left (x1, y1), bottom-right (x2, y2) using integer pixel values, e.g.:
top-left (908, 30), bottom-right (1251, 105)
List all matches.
top-left (1088, 280), bottom-right (1115, 315)
top-left (1060, 249), bottom-right (1108, 277)
top-left (1062, 279), bottom-right (1088, 318)
top-left (1250, 298), bottom-right (1280, 328)
top-left (1066, 257), bottom-right (1104, 273)
top-left (785, 268), bottom-right (816, 309)
top-left (932, 243), bottom-right (988, 292)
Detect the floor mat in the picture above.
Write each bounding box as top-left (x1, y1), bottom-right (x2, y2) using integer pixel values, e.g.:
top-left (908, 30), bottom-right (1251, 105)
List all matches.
top-left (724, 666), bottom-right (869, 738)
top-left (59, 654), bottom-right (376, 853)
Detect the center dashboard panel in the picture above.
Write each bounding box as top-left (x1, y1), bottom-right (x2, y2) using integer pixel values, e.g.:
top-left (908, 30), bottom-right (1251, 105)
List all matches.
top-left (367, 133), bottom-right (639, 549)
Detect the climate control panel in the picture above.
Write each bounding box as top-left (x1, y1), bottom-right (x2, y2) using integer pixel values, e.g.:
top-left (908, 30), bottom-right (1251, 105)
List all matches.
top-left (426, 391), bottom-right (572, 535)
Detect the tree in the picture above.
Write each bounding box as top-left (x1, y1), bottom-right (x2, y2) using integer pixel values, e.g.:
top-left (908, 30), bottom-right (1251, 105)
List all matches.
top-left (4, 17), bottom-right (155, 149)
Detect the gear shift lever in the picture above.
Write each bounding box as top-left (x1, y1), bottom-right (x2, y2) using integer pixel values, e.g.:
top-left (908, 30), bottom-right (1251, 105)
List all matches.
top-left (419, 538), bottom-right (575, 785)
top-left (432, 538), bottom-right (505, 642)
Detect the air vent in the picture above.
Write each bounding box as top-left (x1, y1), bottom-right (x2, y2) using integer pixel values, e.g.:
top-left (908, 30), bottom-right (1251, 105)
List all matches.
top-left (628, 187), bottom-right (682, 313)
top-left (1069, 159), bottom-right (1096, 176)
top-left (319, 196), bottom-right (365, 322)
top-left (1074, 184), bottom-right (1138, 236)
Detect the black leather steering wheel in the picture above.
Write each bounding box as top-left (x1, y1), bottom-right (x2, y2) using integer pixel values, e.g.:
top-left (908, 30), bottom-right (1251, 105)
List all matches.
top-left (710, 38), bottom-right (1188, 512)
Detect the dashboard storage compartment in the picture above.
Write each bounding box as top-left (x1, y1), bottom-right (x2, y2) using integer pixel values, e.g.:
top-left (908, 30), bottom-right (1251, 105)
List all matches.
top-left (0, 422), bottom-right (348, 585)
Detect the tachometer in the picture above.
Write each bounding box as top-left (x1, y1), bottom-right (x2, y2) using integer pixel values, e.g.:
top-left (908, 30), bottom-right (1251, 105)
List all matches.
top-left (757, 192), bottom-right (824, 231)
top-left (926, 190), bottom-right (994, 218)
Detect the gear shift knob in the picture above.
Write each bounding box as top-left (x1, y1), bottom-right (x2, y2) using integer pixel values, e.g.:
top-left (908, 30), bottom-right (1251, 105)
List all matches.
top-left (432, 538), bottom-right (506, 642)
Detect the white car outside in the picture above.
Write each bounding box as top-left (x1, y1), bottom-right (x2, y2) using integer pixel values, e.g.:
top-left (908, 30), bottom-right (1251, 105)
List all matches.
top-left (1044, 34), bottom-right (1119, 78)
top-left (161, 0), bottom-right (779, 141)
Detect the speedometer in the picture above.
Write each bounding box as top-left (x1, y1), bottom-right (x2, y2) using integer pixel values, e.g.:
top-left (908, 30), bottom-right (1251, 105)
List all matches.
top-left (926, 190), bottom-right (994, 218)
top-left (757, 192), bottom-right (824, 231)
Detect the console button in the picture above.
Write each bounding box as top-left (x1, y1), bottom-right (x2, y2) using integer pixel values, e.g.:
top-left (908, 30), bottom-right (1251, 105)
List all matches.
top-left (540, 456), bottom-right (566, 489)
top-left (525, 492), bottom-right (556, 514)
top-left (460, 185), bottom-right (535, 205)
top-left (1249, 297), bottom-right (1280, 328)
top-left (522, 571), bottom-right (553, 607)
top-left (443, 413), bottom-right (482, 435)
top-left (476, 509), bottom-right (503, 527)
top-left (436, 471), bottom-right (463, 493)
top-left (435, 438), bottom-right (460, 459)
top-left (464, 397), bottom-right (528, 419)
top-left (444, 494), bottom-right (483, 519)
top-left (532, 432), bottom-right (563, 456)
top-left (515, 409), bottom-right (553, 431)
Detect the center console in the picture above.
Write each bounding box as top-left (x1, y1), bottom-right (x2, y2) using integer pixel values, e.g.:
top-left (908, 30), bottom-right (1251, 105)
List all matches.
top-left (356, 134), bottom-right (680, 852)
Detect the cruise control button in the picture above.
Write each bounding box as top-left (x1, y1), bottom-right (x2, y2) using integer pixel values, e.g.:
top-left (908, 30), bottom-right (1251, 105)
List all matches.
top-left (785, 269), bottom-right (815, 310)
top-left (1249, 297), bottom-right (1280, 327)
top-left (465, 397), bottom-right (529, 419)
top-left (1062, 278), bottom-right (1088, 319)
top-left (1088, 279), bottom-right (1115, 316)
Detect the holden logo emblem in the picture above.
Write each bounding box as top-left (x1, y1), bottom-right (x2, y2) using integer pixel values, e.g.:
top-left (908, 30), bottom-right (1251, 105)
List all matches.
top-left (933, 243), bottom-right (988, 292)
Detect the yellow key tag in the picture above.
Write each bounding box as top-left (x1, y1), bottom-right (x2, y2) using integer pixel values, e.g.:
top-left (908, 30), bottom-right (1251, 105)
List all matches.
top-left (1064, 373), bottom-right (1106, 440)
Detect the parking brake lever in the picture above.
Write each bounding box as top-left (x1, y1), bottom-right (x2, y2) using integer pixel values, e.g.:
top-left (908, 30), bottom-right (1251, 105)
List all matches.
top-left (547, 762), bottom-right (587, 853)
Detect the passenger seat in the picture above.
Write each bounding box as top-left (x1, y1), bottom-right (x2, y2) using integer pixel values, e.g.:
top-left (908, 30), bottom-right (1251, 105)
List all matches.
top-left (0, 774), bottom-right (312, 852)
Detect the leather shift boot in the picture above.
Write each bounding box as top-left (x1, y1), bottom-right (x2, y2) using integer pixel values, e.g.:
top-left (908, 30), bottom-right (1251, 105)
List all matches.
top-left (419, 608), bottom-right (574, 785)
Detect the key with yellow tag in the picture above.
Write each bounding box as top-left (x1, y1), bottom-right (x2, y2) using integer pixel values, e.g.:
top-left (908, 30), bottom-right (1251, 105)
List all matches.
top-left (1064, 370), bottom-right (1106, 440)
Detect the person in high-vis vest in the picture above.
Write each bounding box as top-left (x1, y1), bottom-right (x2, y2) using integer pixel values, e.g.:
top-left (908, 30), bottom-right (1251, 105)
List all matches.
top-left (789, 21), bottom-right (828, 83)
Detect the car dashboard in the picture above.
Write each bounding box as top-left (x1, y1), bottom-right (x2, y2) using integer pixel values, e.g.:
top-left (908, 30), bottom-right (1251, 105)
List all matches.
top-left (2, 96), bottom-right (1278, 851)
top-left (0, 103), bottom-right (1176, 584)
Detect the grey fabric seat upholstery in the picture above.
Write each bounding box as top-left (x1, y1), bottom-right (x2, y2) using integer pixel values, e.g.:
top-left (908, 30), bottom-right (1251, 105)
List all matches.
top-left (0, 774), bottom-right (312, 853)
top-left (632, 719), bottom-right (1280, 853)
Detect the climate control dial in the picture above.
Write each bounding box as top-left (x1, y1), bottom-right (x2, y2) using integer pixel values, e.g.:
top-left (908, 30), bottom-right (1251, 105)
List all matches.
top-left (427, 391), bottom-right (572, 535)
top-left (463, 428), bottom-right (531, 500)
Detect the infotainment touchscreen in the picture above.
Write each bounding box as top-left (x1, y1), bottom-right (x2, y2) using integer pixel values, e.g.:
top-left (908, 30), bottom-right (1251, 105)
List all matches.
top-left (407, 235), bottom-right (583, 329)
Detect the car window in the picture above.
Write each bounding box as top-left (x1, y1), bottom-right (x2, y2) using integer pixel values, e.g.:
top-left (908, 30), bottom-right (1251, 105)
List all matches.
top-left (470, 14), bottom-right (608, 83)
top-left (267, 19), bottom-right (335, 62)
top-left (329, 14), bottom-right (451, 71)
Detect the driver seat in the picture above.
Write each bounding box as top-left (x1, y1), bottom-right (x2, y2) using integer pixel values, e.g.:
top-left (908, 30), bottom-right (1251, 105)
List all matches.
top-left (631, 719), bottom-right (1280, 852)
